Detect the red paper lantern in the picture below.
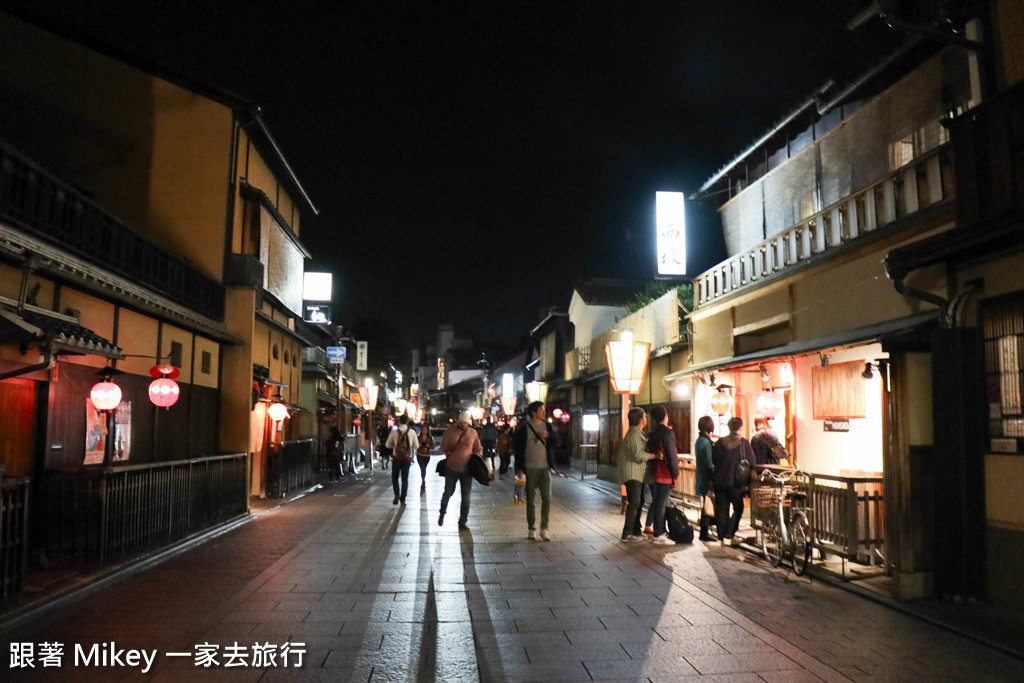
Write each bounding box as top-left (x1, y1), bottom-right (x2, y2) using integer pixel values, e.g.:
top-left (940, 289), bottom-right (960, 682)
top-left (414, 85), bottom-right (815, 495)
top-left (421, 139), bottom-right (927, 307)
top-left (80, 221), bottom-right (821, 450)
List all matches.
top-left (90, 381), bottom-right (122, 411)
top-left (710, 391), bottom-right (732, 415)
top-left (148, 377), bottom-right (181, 408)
top-left (756, 390), bottom-right (785, 417)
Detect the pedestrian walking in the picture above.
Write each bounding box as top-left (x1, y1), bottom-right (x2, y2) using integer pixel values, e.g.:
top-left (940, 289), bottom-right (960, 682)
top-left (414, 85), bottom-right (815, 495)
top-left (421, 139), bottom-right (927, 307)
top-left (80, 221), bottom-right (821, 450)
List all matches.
top-left (377, 423), bottom-right (393, 470)
top-left (386, 415), bottom-right (419, 505)
top-left (617, 407), bottom-right (648, 542)
top-left (645, 405), bottom-right (679, 546)
top-left (479, 418), bottom-right (498, 478)
top-left (496, 424), bottom-right (512, 476)
top-left (325, 426), bottom-right (344, 482)
top-left (438, 411), bottom-right (483, 529)
top-left (513, 401), bottom-right (558, 541)
top-left (712, 416), bottom-right (755, 547)
top-left (416, 424), bottom-right (434, 490)
top-left (695, 415), bottom-right (717, 541)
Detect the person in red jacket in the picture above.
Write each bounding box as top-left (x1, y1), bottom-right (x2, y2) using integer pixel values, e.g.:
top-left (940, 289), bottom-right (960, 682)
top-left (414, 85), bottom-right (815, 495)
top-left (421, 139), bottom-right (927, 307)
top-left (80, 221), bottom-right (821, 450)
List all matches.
top-left (645, 404), bottom-right (679, 546)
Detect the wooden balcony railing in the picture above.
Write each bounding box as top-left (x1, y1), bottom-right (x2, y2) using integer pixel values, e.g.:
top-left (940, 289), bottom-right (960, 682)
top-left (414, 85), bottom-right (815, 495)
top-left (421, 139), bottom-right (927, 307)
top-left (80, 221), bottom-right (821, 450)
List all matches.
top-left (695, 144), bottom-right (955, 308)
top-left (40, 454), bottom-right (248, 563)
top-left (0, 478), bottom-right (30, 599)
top-left (0, 140), bottom-right (224, 320)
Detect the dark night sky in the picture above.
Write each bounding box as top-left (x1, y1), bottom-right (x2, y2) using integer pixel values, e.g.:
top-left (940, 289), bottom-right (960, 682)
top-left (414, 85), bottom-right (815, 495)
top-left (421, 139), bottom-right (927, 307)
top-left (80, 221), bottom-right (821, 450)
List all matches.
top-left (6, 1), bottom-right (904, 356)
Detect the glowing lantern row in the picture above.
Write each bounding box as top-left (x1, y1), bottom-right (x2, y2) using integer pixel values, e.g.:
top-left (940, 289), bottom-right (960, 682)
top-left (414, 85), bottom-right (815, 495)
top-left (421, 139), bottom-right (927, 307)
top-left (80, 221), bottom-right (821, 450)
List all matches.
top-left (500, 395), bottom-right (517, 416)
top-left (756, 390), bottom-right (785, 417)
top-left (710, 391), bottom-right (732, 415)
top-left (605, 339), bottom-right (651, 394)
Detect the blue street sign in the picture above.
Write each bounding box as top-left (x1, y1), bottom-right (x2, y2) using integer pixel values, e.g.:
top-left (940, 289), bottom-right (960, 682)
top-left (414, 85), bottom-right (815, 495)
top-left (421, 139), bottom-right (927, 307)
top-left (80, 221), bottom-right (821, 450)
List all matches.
top-left (326, 346), bottom-right (346, 363)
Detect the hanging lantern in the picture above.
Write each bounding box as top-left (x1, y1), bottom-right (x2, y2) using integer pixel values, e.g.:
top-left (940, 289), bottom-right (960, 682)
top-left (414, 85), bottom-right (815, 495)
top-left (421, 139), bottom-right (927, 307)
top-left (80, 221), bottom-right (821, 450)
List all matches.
top-left (267, 402), bottom-right (289, 422)
top-left (500, 395), bottom-right (517, 416)
top-left (148, 364), bottom-right (181, 408)
top-left (525, 381), bottom-right (548, 404)
top-left (605, 339), bottom-right (651, 394)
top-left (149, 377), bottom-right (180, 408)
top-left (358, 382), bottom-right (379, 411)
top-left (395, 398), bottom-right (407, 417)
top-left (90, 381), bottom-right (122, 411)
top-left (710, 390), bottom-right (732, 415)
top-left (406, 400), bottom-right (417, 417)
top-left (756, 390), bottom-right (785, 417)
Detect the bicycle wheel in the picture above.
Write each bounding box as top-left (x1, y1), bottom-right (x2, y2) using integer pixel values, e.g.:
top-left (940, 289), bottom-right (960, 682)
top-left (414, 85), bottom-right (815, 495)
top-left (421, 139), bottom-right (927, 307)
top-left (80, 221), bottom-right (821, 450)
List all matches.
top-left (761, 511), bottom-right (783, 566)
top-left (790, 511), bottom-right (812, 576)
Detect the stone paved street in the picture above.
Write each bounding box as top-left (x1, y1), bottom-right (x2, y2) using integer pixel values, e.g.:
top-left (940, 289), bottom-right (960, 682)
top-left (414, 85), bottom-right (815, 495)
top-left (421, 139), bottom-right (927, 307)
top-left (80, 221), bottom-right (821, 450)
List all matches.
top-left (3, 460), bottom-right (1023, 682)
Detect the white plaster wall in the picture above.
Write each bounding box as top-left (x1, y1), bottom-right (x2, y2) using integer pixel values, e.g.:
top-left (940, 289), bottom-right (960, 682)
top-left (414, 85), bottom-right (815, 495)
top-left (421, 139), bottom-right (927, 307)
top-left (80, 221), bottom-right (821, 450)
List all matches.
top-left (793, 343), bottom-right (886, 477)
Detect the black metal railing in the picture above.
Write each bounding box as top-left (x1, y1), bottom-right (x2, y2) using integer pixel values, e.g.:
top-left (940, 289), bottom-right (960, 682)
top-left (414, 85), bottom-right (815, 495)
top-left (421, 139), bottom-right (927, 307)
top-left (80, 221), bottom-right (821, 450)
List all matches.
top-left (266, 438), bottom-right (319, 498)
top-left (0, 478), bottom-right (30, 599)
top-left (0, 140), bottom-right (224, 320)
top-left (40, 454), bottom-right (247, 563)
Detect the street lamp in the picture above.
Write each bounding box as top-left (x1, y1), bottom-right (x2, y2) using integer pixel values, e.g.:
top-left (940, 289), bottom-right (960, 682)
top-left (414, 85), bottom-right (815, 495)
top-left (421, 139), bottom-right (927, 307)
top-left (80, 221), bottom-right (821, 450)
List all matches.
top-left (358, 380), bottom-right (379, 470)
top-left (525, 381), bottom-right (548, 404)
top-left (501, 373), bottom-right (517, 416)
top-left (605, 330), bottom-right (651, 436)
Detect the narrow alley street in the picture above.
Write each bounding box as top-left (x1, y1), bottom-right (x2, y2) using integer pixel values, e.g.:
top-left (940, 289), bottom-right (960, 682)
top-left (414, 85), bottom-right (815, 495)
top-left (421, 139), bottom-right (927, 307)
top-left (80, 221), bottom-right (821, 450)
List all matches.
top-left (3, 460), bottom-right (1022, 682)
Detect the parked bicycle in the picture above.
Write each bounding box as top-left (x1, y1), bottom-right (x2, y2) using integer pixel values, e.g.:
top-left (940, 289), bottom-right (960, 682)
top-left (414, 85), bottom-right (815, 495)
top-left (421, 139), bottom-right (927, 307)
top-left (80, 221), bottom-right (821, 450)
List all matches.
top-left (756, 468), bottom-right (812, 575)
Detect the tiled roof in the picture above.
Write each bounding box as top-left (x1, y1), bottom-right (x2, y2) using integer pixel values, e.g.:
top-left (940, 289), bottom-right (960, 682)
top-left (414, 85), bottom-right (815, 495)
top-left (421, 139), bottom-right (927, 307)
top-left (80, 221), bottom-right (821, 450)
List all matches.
top-left (0, 307), bottom-right (123, 359)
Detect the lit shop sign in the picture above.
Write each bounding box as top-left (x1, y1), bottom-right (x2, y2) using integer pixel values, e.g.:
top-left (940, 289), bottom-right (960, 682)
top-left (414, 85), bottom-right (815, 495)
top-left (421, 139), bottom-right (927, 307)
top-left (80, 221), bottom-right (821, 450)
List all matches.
top-left (656, 191), bottom-right (686, 276)
top-left (303, 304), bottom-right (331, 324)
top-left (303, 272), bottom-right (332, 301)
top-left (823, 418), bottom-right (850, 432)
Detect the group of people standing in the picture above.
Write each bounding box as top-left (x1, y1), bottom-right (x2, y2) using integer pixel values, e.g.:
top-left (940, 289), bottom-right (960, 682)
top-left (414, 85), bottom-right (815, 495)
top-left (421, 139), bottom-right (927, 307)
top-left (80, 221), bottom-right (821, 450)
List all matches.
top-left (619, 407), bottom-right (786, 549)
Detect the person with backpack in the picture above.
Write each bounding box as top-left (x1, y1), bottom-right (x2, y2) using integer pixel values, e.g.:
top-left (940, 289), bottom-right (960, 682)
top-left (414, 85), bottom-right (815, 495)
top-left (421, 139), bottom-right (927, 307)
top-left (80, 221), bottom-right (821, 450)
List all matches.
top-left (645, 405), bottom-right (679, 546)
top-left (386, 414), bottom-right (419, 505)
top-left (712, 416), bottom-right (755, 547)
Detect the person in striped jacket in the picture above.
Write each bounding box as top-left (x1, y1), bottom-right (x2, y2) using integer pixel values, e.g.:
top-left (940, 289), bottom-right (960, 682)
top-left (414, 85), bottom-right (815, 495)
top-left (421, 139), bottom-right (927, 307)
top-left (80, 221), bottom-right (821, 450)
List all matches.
top-left (617, 407), bottom-right (649, 543)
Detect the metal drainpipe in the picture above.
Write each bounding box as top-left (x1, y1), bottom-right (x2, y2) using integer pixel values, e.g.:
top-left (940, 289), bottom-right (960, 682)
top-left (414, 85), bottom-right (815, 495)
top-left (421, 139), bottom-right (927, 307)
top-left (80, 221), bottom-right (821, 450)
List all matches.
top-left (0, 343), bottom-right (55, 381)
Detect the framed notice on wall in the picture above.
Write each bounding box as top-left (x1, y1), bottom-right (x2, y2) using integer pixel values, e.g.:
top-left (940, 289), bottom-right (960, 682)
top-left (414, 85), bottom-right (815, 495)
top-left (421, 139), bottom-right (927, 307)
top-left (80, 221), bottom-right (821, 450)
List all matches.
top-left (84, 399), bottom-right (107, 465)
top-left (812, 361), bottom-right (866, 419)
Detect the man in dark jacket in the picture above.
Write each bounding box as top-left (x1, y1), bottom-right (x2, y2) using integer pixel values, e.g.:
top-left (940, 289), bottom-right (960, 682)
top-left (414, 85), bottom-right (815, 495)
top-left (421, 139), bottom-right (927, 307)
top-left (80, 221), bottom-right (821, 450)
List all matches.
top-left (712, 416), bottom-right (755, 547)
top-left (645, 405), bottom-right (679, 546)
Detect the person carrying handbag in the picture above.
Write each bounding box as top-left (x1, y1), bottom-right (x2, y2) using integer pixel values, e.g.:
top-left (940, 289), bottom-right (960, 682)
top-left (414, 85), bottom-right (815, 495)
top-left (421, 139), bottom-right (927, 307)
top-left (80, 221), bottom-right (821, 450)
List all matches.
top-left (694, 416), bottom-right (716, 541)
top-left (711, 416), bottom-right (755, 547)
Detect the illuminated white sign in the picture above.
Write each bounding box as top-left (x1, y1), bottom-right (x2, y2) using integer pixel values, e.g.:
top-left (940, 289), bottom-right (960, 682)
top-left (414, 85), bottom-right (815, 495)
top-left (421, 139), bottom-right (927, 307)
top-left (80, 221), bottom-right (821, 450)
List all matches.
top-left (582, 414), bottom-right (600, 432)
top-left (303, 272), bottom-right (333, 301)
top-left (656, 191), bottom-right (686, 275)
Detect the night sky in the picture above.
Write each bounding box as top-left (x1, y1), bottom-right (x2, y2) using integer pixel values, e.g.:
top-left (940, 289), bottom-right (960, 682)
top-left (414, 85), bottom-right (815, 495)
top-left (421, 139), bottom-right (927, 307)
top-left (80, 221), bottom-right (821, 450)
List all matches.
top-left (5, 1), bottom-right (904, 356)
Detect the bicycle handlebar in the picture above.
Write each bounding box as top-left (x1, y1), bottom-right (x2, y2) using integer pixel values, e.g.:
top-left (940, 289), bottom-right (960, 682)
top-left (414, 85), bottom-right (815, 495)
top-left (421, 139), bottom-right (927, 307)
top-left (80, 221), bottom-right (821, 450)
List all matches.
top-left (759, 468), bottom-right (802, 484)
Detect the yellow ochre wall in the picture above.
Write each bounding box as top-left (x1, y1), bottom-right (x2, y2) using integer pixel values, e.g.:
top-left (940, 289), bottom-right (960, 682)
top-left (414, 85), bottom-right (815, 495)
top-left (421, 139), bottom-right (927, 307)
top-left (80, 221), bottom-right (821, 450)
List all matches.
top-left (0, 14), bottom-right (231, 283)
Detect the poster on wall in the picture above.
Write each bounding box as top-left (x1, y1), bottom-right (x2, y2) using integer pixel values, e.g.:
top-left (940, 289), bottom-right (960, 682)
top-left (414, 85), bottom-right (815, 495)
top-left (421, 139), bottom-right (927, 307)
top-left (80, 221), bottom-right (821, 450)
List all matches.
top-left (113, 401), bottom-right (132, 462)
top-left (84, 399), bottom-right (107, 465)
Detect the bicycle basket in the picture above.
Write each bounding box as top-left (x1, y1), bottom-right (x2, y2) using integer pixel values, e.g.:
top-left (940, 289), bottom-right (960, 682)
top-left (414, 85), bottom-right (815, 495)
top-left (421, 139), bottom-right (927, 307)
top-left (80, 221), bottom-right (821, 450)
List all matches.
top-left (753, 485), bottom-right (789, 508)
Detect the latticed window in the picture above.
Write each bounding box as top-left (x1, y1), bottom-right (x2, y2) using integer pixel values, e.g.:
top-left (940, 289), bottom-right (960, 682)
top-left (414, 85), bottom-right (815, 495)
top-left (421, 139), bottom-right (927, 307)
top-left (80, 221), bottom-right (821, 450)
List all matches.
top-left (982, 293), bottom-right (1024, 454)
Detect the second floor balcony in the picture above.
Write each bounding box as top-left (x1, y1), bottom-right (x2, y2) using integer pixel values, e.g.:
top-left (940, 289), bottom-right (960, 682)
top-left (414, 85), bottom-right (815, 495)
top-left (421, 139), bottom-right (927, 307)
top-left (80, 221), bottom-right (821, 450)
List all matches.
top-left (0, 139), bottom-right (224, 320)
top-left (695, 144), bottom-right (956, 309)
